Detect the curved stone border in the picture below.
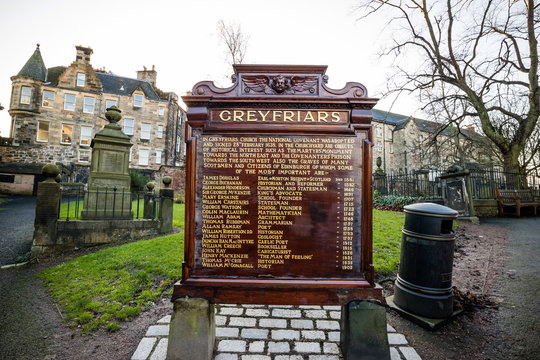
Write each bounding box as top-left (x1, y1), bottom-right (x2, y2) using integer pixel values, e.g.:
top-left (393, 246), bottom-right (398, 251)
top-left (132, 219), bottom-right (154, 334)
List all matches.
top-left (132, 304), bottom-right (422, 360)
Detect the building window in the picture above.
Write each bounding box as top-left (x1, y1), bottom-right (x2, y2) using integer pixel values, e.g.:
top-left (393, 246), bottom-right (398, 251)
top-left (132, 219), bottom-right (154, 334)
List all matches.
top-left (20, 86), bottom-right (32, 104)
top-left (157, 125), bottom-right (163, 139)
top-left (388, 130), bottom-right (393, 140)
top-left (376, 127), bottom-right (382, 138)
top-left (80, 126), bottom-right (92, 146)
top-left (36, 121), bottom-right (49, 142)
top-left (155, 150), bottom-right (162, 164)
top-left (105, 99), bottom-right (116, 110)
top-left (141, 123), bottom-right (151, 140)
top-left (64, 94), bottom-right (76, 111)
top-left (79, 150), bottom-right (90, 163)
top-left (390, 143), bottom-right (394, 154)
top-left (159, 106), bottom-right (165, 116)
top-left (76, 73), bottom-right (85, 87)
top-left (410, 126), bottom-right (414, 134)
top-left (377, 142), bottom-right (382, 152)
top-left (42, 91), bottom-right (55, 108)
top-left (139, 149), bottom-right (149, 165)
top-left (61, 124), bottom-right (73, 144)
top-left (83, 97), bottom-right (95, 114)
top-left (134, 94), bottom-right (143, 108)
top-left (123, 118), bottom-right (134, 135)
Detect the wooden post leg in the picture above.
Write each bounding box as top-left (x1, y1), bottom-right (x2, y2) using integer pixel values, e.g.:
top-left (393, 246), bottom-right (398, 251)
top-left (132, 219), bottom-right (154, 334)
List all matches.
top-left (340, 300), bottom-right (390, 360)
top-left (167, 297), bottom-right (215, 360)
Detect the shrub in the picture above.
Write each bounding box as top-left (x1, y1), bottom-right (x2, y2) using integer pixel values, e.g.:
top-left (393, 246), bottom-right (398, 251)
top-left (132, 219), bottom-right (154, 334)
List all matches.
top-left (129, 170), bottom-right (151, 191)
top-left (373, 193), bottom-right (427, 211)
top-left (174, 193), bottom-right (185, 204)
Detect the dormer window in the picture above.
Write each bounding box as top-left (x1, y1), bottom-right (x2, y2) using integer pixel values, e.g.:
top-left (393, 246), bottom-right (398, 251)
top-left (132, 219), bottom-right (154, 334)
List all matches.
top-left (20, 86), bottom-right (32, 104)
top-left (134, 94), bottom-right (143, 108)
top-left (76, 73), bottom-right (85, 87)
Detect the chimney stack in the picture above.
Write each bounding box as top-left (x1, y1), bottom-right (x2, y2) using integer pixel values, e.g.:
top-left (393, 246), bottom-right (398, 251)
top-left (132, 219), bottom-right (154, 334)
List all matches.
top-left (137, 65), bottom-right (157, 88)
top-left (75, 45), bottom-right (93, 64)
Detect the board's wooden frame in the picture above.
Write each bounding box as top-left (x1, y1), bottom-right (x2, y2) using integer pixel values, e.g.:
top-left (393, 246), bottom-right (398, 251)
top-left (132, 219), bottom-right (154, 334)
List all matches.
top-left (173, 65), bottom-right (383, 305)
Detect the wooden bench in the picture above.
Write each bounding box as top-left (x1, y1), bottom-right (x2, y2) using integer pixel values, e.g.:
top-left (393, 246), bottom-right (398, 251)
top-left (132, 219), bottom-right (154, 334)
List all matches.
top-left (496, 188), bottom-right (540, 217)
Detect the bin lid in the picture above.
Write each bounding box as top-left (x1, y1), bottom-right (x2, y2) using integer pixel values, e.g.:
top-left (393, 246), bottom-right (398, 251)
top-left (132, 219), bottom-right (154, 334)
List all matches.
top-left (404, 202), bottom-right (458, 217)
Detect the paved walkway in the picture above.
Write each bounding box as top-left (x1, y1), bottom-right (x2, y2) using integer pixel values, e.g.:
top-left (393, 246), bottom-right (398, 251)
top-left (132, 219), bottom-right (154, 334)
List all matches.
top-left (0, 195), bottom-right (36, 266)
top-left (132, 304), bottom-right (421, 360)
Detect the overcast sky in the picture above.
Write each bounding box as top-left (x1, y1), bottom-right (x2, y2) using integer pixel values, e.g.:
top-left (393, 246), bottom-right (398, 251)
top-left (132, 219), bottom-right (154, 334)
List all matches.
top-left (0, 0), bottom-right (422, 136)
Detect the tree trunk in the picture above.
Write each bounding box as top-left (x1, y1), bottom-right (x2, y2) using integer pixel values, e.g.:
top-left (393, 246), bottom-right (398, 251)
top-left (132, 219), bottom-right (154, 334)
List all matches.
top-left (502, 149), bottom-right (525, 189)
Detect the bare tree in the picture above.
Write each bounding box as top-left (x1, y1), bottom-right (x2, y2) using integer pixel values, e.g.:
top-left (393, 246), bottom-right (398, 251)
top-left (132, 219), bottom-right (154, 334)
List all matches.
top-left (358, 0), bottom-right (539, 174)
top-left (217, 20), bottom-right (249, 66)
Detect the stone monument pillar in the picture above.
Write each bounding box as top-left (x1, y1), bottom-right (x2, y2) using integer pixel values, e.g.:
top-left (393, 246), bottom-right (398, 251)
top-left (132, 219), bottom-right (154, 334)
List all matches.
top-left (159, 176), bottom-right (174, 233)
top-left (82, 106), bottom-right (133, 219)
top-left (31, 164), bottom-right (62, 255)
top-left (440, 165), bottom-right (478, 221)
top-left (143, 182), bottom-right (156, 219)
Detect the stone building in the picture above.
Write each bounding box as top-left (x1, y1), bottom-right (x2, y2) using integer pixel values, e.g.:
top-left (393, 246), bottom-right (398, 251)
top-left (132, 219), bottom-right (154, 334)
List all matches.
top-left (372, 109), bottom-right (495, 177)
top-left (0, 45), bottom-right (185, 194)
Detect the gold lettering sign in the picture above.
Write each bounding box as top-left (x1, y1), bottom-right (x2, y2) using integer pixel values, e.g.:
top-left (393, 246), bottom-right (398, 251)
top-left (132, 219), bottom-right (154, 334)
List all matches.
top-left (214, 110), bottom-right (348, 124)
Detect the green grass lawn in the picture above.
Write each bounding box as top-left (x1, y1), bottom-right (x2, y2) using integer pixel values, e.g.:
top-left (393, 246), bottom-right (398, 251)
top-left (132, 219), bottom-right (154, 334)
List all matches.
top-left (372, 209), bottom-right (405, 274)
top-left (40, 232), bottom-right (184, 333)
top-left (59, 200), bottom-right (185, 228)
top-left (41, 207), bottom-right (403, 332)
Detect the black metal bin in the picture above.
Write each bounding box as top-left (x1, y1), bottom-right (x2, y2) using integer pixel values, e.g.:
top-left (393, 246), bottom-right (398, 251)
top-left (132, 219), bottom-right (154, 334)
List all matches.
top-left (393, 202), bottom-right (458, 318)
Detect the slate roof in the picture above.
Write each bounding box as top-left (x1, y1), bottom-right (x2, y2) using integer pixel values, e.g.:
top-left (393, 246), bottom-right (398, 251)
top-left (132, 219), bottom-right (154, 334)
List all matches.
top-left (96, 72), bottom-right (162, 100)
top-left (43, 66), bottom-right (162, 101)
top-left (45, 66), bottom-right (66, 85)
top-left (372, 109), bottom-right (409, 125)
top-left (17, 45), bottom-right (47, 81)
top-left (373, 109), bottom-right (483, 140)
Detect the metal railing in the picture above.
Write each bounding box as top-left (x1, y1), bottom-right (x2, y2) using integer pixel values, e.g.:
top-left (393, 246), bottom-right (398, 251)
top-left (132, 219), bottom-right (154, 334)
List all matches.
top-left (372, 173), bottom-right (442, 199)
top-left (468, 168), bottom-right (540, 199)
top-left (372, 168), bottom-right (540, 200)
top-left (59, 184), bottom-right (158, 220)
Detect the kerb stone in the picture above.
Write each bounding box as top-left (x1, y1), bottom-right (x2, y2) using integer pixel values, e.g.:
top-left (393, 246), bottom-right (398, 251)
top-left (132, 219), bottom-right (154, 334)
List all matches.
top-left (340, 301), bottom-right (390, 360)
top-left (167, 297), bottom-right (215, 360)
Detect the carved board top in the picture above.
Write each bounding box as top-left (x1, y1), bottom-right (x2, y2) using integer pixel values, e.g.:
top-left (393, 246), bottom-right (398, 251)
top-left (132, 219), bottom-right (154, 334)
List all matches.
top-left (184, 64), bottom-right (373, 103)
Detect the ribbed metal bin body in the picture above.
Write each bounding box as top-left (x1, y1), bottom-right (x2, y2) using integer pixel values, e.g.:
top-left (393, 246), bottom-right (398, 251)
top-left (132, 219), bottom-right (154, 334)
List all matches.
top-left (393, 203), bottom-right (458, 318)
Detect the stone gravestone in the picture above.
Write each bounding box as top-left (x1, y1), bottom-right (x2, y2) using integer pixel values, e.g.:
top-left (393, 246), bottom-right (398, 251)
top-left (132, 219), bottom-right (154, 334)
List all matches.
top-left (440, 165), bottom-right (477, 220)
top-left (168, 65), bottom-right (388, 360)
top-left (82, 106), bottom-right (133, 219)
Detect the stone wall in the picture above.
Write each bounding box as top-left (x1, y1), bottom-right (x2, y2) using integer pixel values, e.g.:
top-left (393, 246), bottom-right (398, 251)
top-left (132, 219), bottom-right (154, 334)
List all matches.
top-left (0, 173), bottom-right (34, 195)
top-left (472, 199), bottom-right (499, 217)
top-left (38, 219), bottom-right (160, 252)
top-left (155, 165), bottom-right (185, 195)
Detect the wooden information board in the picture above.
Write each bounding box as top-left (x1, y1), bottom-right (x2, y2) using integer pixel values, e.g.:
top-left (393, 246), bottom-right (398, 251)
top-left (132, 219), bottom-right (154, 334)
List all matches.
top-left (173, 65), bottom-right (383, 305)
